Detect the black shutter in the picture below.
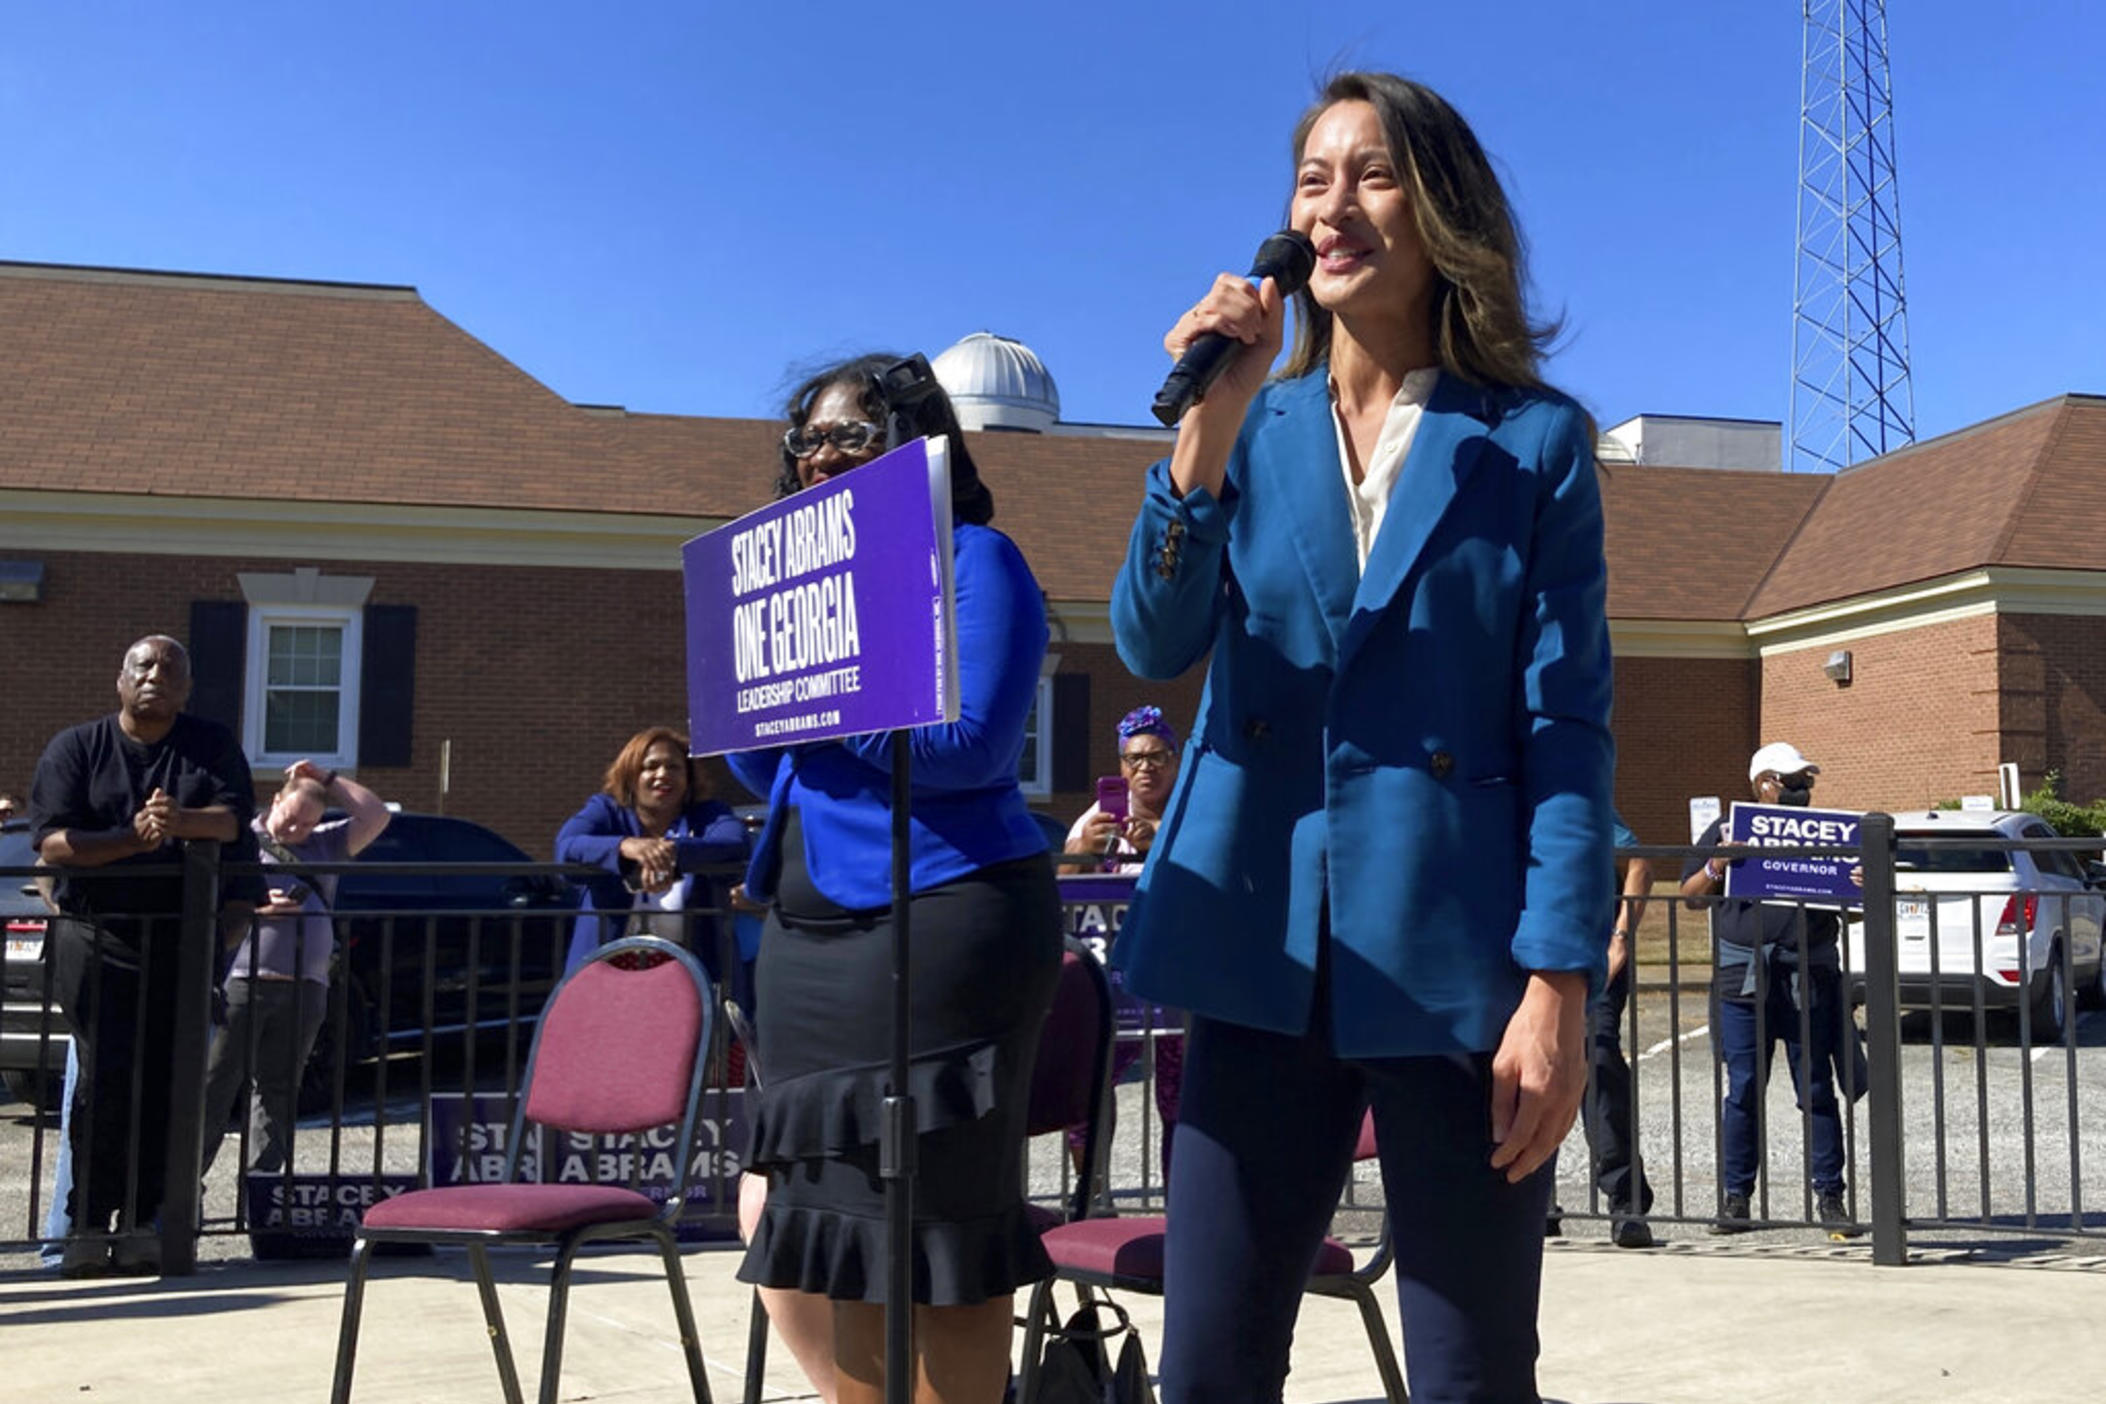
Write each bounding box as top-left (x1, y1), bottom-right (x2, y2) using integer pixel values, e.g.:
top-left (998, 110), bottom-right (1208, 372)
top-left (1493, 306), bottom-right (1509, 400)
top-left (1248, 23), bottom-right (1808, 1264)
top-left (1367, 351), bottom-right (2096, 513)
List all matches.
top-left (187, 600), bottom-right (248, 735)
top-left (359, 604), bottom-right (418, 768)
top-left (1051, 671), bottom-right (1092, 794)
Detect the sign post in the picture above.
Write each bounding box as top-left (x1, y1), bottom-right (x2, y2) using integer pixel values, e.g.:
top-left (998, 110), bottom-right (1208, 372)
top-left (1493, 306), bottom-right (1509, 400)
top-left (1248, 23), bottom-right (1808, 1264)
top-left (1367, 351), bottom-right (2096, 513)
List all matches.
top-left (684, 433), bottom-right (957, 1404)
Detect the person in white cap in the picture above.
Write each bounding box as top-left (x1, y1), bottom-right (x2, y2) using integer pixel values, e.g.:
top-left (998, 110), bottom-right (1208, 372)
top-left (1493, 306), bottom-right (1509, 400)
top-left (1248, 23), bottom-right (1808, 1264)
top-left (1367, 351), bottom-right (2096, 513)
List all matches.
top-left (1679, 741), bottom-right (1857, 1236)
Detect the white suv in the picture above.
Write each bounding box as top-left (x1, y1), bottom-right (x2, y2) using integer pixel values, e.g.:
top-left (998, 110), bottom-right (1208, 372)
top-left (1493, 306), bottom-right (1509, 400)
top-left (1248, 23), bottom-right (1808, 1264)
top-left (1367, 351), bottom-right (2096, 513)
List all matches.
top-left (1846, 810), bottom-right (2106, 1039)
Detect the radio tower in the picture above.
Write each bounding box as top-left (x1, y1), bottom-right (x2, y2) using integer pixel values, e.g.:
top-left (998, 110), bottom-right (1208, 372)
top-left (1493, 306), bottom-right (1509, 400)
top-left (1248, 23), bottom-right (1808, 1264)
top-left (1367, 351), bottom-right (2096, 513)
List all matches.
top-left (1788, 0), bottom-right (1915, 472)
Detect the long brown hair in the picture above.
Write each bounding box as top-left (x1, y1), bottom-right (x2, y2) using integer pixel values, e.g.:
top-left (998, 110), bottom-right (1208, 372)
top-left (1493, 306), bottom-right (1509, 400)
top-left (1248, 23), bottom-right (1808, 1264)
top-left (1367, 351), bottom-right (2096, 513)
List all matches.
top-left (602, 727), bottom-right (706, 811)
top-left (1280, 72), bottom-right (1558, 390)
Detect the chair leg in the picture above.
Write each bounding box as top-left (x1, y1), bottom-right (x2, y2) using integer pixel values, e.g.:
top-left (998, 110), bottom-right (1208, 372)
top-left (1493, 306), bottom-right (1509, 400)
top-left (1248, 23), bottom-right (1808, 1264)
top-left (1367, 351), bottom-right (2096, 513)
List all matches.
top-left (654, 1228), bottom-right (715, 1404)
top-left (1341, 1282), bottom-right (1408, 1404)
top-left (1014, 1277), bottom-right (1057, 1404)
top-left (467, 1243), bottom-right (528, 1404)
top-left (538, 1237), bottom-right (584, 1404)
top-left (743, 1287), bottom-right (769, 1404)
top-left (329, 1235), bottom-right (377, 1404)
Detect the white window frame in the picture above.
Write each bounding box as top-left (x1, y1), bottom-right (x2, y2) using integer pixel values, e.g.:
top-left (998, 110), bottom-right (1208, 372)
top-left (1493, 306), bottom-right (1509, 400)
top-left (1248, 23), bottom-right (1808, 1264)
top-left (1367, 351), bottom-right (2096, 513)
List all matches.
top-left (243, 603), bottom-right (363, 770)
top-left (1017, 674), bottom-right (1054, 800)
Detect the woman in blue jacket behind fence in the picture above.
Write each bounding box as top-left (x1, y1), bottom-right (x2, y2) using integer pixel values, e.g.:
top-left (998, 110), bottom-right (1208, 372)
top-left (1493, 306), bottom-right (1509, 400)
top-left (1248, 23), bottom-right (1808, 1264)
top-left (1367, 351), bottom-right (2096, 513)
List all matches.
top-left (1111, 72), bottom-right (1615, 1403)
top-left (554, 726), bottom-right (749, 992)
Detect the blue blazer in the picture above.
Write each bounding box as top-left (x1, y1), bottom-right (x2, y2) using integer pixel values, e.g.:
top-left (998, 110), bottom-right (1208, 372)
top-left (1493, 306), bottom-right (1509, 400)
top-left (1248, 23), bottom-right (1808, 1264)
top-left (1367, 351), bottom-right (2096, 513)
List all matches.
top-left (729, 522), bottom-right (1050, 911)
top-left (1111, 369), bottom-right (1615, 1058)
top-left (554, 793), bottom-right (749, 972)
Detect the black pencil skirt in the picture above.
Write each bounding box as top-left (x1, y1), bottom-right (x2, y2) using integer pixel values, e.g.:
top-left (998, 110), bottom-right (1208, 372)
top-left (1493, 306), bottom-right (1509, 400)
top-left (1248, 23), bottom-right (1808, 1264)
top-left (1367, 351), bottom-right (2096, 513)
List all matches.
top-left (738, 840), bottom-right (1061, 1306)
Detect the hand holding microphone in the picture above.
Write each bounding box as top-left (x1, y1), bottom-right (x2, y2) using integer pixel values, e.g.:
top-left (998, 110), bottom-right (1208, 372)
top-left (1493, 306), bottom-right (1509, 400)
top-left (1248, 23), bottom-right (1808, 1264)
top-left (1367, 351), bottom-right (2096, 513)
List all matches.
top-left (1155, 231), bottom-right (1316, 499)
top-left (1152, 230), bottom-right (1317, 429)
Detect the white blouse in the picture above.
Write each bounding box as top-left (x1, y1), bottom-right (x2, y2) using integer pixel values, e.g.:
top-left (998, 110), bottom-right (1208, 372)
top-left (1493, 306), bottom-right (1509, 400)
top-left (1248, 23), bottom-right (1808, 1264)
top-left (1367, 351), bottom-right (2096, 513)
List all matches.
top-left (1331, 366), bottom-right (1440, 571)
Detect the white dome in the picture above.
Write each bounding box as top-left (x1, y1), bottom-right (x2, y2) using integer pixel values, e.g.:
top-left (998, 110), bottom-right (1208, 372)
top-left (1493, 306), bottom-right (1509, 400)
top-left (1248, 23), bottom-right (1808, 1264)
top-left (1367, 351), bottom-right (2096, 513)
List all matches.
top-left (931, 332), bottom-right (1059, 432)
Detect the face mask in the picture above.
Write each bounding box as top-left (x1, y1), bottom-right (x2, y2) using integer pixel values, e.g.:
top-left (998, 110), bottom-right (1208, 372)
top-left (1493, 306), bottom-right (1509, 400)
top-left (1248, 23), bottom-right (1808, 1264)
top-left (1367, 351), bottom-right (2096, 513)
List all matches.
top-left (1777, 776), bottom-right (1814, 807)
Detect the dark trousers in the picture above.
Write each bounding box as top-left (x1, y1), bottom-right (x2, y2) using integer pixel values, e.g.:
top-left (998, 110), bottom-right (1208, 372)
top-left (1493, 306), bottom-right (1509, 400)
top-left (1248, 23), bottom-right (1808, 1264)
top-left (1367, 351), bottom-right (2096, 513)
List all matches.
top-left (49, 918), bottom-right (181, 1235)
top-left (1158, 1014), bottom-right (1555, 1404)
top-left (1579, 962), bottom-right (1651, 1214)
top-left (1717, 962), bottom-right (1846, 1197)
top-left (200, 977), bottom-right (332, 1175)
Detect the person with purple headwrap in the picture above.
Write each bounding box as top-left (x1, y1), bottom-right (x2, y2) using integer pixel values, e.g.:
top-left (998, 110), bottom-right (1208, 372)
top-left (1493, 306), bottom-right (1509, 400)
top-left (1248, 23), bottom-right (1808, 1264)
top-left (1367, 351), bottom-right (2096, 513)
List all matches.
top-left (1065, 706), bottom-right (1181, 871)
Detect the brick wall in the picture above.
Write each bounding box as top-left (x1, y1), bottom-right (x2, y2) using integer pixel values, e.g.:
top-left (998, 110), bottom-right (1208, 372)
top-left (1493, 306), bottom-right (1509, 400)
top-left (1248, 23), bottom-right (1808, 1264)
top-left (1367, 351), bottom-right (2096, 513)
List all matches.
top-left (1042, 641), bottom-right (1206, 830)
top-left (1759, 613), bottom-right (2002, 811)
top-left (1998, 613), bottom-right (2106, 803)
top-left (0, 549), bottom-right (704, 855)
top-left (1607, 655), bottom-right (1759, 847)
top-left (17, 543), bottom-right (2104, 868)
top-left (0, 551), bottom-right (1197, 856)
top-left (3, 550), bottom-right (252, 803)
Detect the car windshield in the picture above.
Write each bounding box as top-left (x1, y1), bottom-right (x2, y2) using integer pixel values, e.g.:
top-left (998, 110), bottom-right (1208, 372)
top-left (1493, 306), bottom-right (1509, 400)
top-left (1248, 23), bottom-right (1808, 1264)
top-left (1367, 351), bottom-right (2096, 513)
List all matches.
top-left (1894, 837), bottom-right (2013, 874)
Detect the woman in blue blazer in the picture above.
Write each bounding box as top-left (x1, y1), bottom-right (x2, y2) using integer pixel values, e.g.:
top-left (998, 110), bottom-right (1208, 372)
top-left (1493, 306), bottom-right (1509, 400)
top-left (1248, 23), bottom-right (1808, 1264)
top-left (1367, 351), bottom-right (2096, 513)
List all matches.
top-left (553, 726), bottom-right (749, 985)
top-left (727, 355), bottom-right (1060, 1404)
top-left (1113, 74), bottom-right (1614, 1404)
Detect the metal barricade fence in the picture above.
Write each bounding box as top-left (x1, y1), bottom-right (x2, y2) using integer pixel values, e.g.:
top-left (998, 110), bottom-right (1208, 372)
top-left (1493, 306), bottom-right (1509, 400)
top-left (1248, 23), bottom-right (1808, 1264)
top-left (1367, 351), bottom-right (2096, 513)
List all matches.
top-left (1, 844), bottom-right (753, 1271)
top-left (1548, 816), bottom-right (2106, 1262)
top-left (13, 821), bottom-right (2106, 1271)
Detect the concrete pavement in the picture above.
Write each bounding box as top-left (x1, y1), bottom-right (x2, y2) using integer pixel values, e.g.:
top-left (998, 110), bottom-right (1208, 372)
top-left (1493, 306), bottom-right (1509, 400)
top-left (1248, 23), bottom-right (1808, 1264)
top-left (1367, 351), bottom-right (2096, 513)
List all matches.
top-left (5, 1234), bottom-right (2105, 1403)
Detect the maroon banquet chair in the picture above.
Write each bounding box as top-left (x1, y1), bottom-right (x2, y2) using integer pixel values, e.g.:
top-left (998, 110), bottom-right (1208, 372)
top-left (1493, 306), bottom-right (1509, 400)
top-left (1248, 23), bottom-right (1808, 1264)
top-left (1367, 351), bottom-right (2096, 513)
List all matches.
top-left (328, 936), bottom-right (718, 1404)
top-left (1026, 938), bottom-right (1121, 1230)
top-left (1015, 1110), bottom-right (1406, 1404)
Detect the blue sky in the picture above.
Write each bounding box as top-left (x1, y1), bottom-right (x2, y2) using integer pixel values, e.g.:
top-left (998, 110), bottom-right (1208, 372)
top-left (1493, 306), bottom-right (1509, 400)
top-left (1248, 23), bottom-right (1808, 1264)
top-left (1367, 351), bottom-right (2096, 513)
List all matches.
top-left (2, 2), bottom-right (2098, 455)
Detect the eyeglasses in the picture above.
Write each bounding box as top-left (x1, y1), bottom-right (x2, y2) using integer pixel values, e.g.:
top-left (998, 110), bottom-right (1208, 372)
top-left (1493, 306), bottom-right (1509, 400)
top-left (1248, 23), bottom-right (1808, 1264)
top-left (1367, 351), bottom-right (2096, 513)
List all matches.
top-left (1120, 748), bottom-right (1175, 771)
top-left (784, 420), bottom-right (885, 460)
top-left (1760, 772), bottom-right (1816, 788)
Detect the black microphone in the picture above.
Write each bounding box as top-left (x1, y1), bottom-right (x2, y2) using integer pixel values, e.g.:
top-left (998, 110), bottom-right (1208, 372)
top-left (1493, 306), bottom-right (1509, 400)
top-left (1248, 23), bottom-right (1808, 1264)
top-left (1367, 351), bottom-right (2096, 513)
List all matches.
top-left (1150, 230), bottom-right (1317, 428)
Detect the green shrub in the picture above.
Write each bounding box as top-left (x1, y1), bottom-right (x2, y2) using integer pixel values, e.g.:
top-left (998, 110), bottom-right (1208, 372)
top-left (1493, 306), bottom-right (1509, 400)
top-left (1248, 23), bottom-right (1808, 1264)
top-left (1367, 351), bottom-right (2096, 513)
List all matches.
top-left (2019, 771), bottom-right (2106, 839)
top-left (1925, 772), bottom-right (2106, 836)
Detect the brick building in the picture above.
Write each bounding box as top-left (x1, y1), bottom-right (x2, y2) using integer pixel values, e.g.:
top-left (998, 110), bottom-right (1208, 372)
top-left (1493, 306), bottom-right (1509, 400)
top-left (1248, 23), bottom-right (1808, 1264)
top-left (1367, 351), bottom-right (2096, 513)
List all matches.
top-left (3, 259), bottom-right (2103, 857)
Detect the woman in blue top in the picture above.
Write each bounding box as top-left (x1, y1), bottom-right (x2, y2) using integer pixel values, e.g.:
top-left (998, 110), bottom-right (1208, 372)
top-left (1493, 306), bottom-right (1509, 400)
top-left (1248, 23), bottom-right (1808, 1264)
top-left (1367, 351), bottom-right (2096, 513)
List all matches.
top-left (1112, 74), bottom-right (1614, 1403)
top-left (554, 726), bottom-right (750, 991)
top-left (729, 354), bottom-right (1060, 1404)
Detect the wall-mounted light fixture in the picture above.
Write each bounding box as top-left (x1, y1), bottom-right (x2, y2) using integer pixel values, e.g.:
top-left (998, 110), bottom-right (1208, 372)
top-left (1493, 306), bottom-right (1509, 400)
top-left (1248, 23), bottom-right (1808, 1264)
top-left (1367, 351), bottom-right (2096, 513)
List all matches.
top-left (1823, 648), bottom-right (1852, 686)
top-left (0, 560), bottom-right (44, 603)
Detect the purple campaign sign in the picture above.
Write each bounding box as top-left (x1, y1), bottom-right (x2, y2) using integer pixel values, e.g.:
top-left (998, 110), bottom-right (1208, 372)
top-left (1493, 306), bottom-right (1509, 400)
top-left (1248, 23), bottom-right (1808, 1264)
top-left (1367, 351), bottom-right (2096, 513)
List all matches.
top-left (428, 1091), bottom-right (747, 1242)
top-left (243, 1173), bottom-right (418, 1239)
top-left (683, 435), bottom-right (958, 757)
top-left (1722, 802), bottom-right (1865, 907)
top-left (1059, 872), bottom-right (1179, 1037)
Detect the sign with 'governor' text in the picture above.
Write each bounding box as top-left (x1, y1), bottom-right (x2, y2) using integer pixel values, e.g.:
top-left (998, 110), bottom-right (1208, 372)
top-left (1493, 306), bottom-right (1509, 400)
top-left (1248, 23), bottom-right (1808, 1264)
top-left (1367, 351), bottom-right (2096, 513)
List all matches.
top-left (683, 435), bottom-right (959, 756)
top-left (1721, 802), bottom-right (1865, 907)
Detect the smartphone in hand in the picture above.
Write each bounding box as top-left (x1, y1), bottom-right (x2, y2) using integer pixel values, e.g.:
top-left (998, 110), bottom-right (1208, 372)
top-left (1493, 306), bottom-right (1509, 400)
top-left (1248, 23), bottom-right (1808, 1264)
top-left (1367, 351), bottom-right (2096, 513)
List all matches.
top-left (1095, 775), bottom-right (1130, 824)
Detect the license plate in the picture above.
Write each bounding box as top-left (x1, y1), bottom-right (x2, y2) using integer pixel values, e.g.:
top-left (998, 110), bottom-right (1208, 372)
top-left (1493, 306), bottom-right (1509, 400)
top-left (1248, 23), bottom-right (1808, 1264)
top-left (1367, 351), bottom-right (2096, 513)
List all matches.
top-left (5, 936), bottom-right (42, 959)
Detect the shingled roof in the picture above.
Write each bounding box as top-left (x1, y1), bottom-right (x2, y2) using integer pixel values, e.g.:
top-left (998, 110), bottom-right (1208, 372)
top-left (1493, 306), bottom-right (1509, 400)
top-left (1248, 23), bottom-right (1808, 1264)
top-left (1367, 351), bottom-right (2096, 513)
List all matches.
top-left (1600, 464), bottom-right (1827, 621)
top-left (0, 261), bottom-right (636, 511)
top-left (6, 261), bottom-right (2099, 621)
top-left (1746, 395), bottom-right (2106, 618)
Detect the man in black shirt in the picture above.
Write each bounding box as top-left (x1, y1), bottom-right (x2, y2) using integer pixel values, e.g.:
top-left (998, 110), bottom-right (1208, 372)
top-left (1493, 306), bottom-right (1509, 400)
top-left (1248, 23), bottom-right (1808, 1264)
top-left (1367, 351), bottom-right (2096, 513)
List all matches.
top-left (28, 635), bottom-right (259, 1276)
top-left (1680, 742), bottom-right (1855, 1236)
